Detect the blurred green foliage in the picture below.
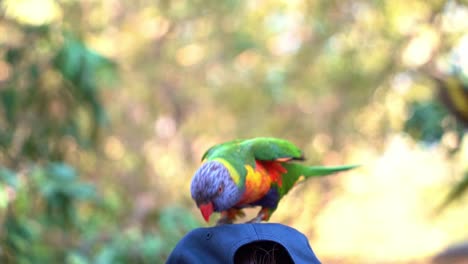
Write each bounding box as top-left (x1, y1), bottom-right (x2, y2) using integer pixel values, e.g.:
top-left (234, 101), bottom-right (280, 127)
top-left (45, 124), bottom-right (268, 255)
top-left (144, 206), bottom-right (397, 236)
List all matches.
top-left (404, 72), bottom-right (468, 207)
top-left (405, 100), bottom-right (449, 144)
top-left (405, 73), bottom-right (467, 145)
top-left (0, 6), bottom-right (200, 263)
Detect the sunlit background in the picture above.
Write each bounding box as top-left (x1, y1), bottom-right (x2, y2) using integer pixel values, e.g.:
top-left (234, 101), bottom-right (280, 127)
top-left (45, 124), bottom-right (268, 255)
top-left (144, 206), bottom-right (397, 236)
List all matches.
top-left (1, 0), bottom-right (467, 263)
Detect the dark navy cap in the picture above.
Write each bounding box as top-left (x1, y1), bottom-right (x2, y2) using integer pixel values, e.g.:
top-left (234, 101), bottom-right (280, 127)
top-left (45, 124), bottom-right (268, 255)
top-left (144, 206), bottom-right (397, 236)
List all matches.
top-left (166, 223), bottom-right (321, 264)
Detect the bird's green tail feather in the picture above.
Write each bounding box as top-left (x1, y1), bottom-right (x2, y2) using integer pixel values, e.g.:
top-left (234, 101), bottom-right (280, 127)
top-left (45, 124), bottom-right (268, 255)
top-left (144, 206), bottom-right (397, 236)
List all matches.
top-left (280, 163), bottom-right (359, 196)
top-left (302, 164), bottom-right (359, 177)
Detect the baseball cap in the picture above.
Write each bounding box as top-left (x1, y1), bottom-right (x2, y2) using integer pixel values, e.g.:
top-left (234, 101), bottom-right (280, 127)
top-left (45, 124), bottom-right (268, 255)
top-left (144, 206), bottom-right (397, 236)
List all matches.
top-left (166, 223), bottom-right (321, 264)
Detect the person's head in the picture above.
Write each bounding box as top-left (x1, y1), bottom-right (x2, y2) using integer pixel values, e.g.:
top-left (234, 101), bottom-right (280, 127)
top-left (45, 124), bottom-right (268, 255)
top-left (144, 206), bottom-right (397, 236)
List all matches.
top-left (234, 240), bottom-right (294, 264)
top-left (166, 223), bottom-right (321, 264)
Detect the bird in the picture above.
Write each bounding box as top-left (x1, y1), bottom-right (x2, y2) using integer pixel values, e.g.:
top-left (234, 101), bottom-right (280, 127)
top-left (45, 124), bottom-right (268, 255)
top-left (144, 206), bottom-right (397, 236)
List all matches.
top-left (190, 137), bottom-right (358, 224)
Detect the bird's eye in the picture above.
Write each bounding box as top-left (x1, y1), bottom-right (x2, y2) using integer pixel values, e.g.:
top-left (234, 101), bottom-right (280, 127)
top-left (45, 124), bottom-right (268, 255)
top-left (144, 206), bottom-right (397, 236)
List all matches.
top-left (217, 186), bottom-right (223, 194)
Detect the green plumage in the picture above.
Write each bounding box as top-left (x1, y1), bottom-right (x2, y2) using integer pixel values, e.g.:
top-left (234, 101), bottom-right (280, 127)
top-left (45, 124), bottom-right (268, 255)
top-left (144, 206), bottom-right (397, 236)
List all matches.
top-left (202, 137), bottom-right (357, 193)
top-left (194, 137), bottom-right (358, 223)
top-left (202, 137), bottom-right (302, 161)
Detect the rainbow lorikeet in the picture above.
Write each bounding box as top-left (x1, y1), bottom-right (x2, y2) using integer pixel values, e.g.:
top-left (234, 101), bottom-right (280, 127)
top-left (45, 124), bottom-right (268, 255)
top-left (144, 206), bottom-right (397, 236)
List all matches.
top-left (190, 137), bottom-right (357, 224)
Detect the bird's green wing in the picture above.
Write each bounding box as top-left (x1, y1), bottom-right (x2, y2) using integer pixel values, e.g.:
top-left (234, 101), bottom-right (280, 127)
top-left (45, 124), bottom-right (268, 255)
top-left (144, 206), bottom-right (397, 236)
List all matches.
top-left (201, 139), bottom-right (243, 161)
top-left (246, 137), bottom-right (304, 161)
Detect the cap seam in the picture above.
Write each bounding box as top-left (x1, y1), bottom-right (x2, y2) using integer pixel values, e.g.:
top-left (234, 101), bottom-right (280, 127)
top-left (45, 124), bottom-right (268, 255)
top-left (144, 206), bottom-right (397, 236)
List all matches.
top-left (228, 224), bottom-right (260, 263)
top-left (251, 223), bottom-right (260, 239)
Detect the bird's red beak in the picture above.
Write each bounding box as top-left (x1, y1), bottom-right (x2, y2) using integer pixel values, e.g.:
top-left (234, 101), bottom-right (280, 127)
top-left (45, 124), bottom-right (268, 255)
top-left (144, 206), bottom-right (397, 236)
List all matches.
top-left (199, 202), bottom-right (214, 222)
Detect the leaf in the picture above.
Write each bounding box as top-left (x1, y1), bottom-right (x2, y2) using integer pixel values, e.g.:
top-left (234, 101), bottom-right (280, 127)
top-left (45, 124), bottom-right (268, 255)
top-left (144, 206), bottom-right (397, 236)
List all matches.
top-left (95, 247), bottom-right (118, 264)
top-left (54, 34), bottom-right (117, 93)
top-left (159, 206), bottom-right (201, 241)
top-left (54, 37), bottom-right (83, 82)
top-left (0, 167), bottom-right (19, 188)
top-left (2, 215), bottom-right (37, 259)
top-left (141, 236), bottom-right (165, 261)
top-left (0, 128), bottom-right (13, 148)
top-left (40, 181), bottom-right (59, 198)
top-left (5, 48), bottom-right (23, 64)
top-left (232, 31), bottom-right (257, 54)
top-left (46, 162), bottom-right (77, 182)
top-left (66, 252), bottom-right (90, 264)
top-left (1, 88), bottom-right (18, 124)
top-left (66, 183), bottom-right (97, 201)
top-left (437, 171), bottom-right (468, 211)
top-left (404, 100), bottom-right (448, 143)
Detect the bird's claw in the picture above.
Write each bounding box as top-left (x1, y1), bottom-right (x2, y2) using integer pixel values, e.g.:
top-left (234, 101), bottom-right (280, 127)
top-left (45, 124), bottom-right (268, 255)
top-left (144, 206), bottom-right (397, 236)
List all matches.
top-left (245, 211), bottom-right (266, 223)
top-left (246, 216), bottom-right (262, 223)
top-left (216, 217), bottom-right (233, 225)
top-left (217, 209), bottom-right (245, 225)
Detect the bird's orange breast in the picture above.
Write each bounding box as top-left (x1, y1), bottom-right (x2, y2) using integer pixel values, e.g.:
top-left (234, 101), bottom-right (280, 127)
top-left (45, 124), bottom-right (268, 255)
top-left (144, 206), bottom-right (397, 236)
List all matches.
top-left (236, 161), bottom-right (272, 205)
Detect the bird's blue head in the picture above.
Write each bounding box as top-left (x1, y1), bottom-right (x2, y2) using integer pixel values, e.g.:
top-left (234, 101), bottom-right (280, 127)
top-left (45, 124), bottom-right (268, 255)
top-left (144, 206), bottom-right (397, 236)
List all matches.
top-left (190, 160), bottom-right (243, 222)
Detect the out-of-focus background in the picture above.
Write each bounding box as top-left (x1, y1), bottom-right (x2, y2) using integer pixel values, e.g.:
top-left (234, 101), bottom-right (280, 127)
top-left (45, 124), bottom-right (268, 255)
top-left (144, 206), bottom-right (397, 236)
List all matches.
top-left (0, 0), bottom-right (467, 263)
